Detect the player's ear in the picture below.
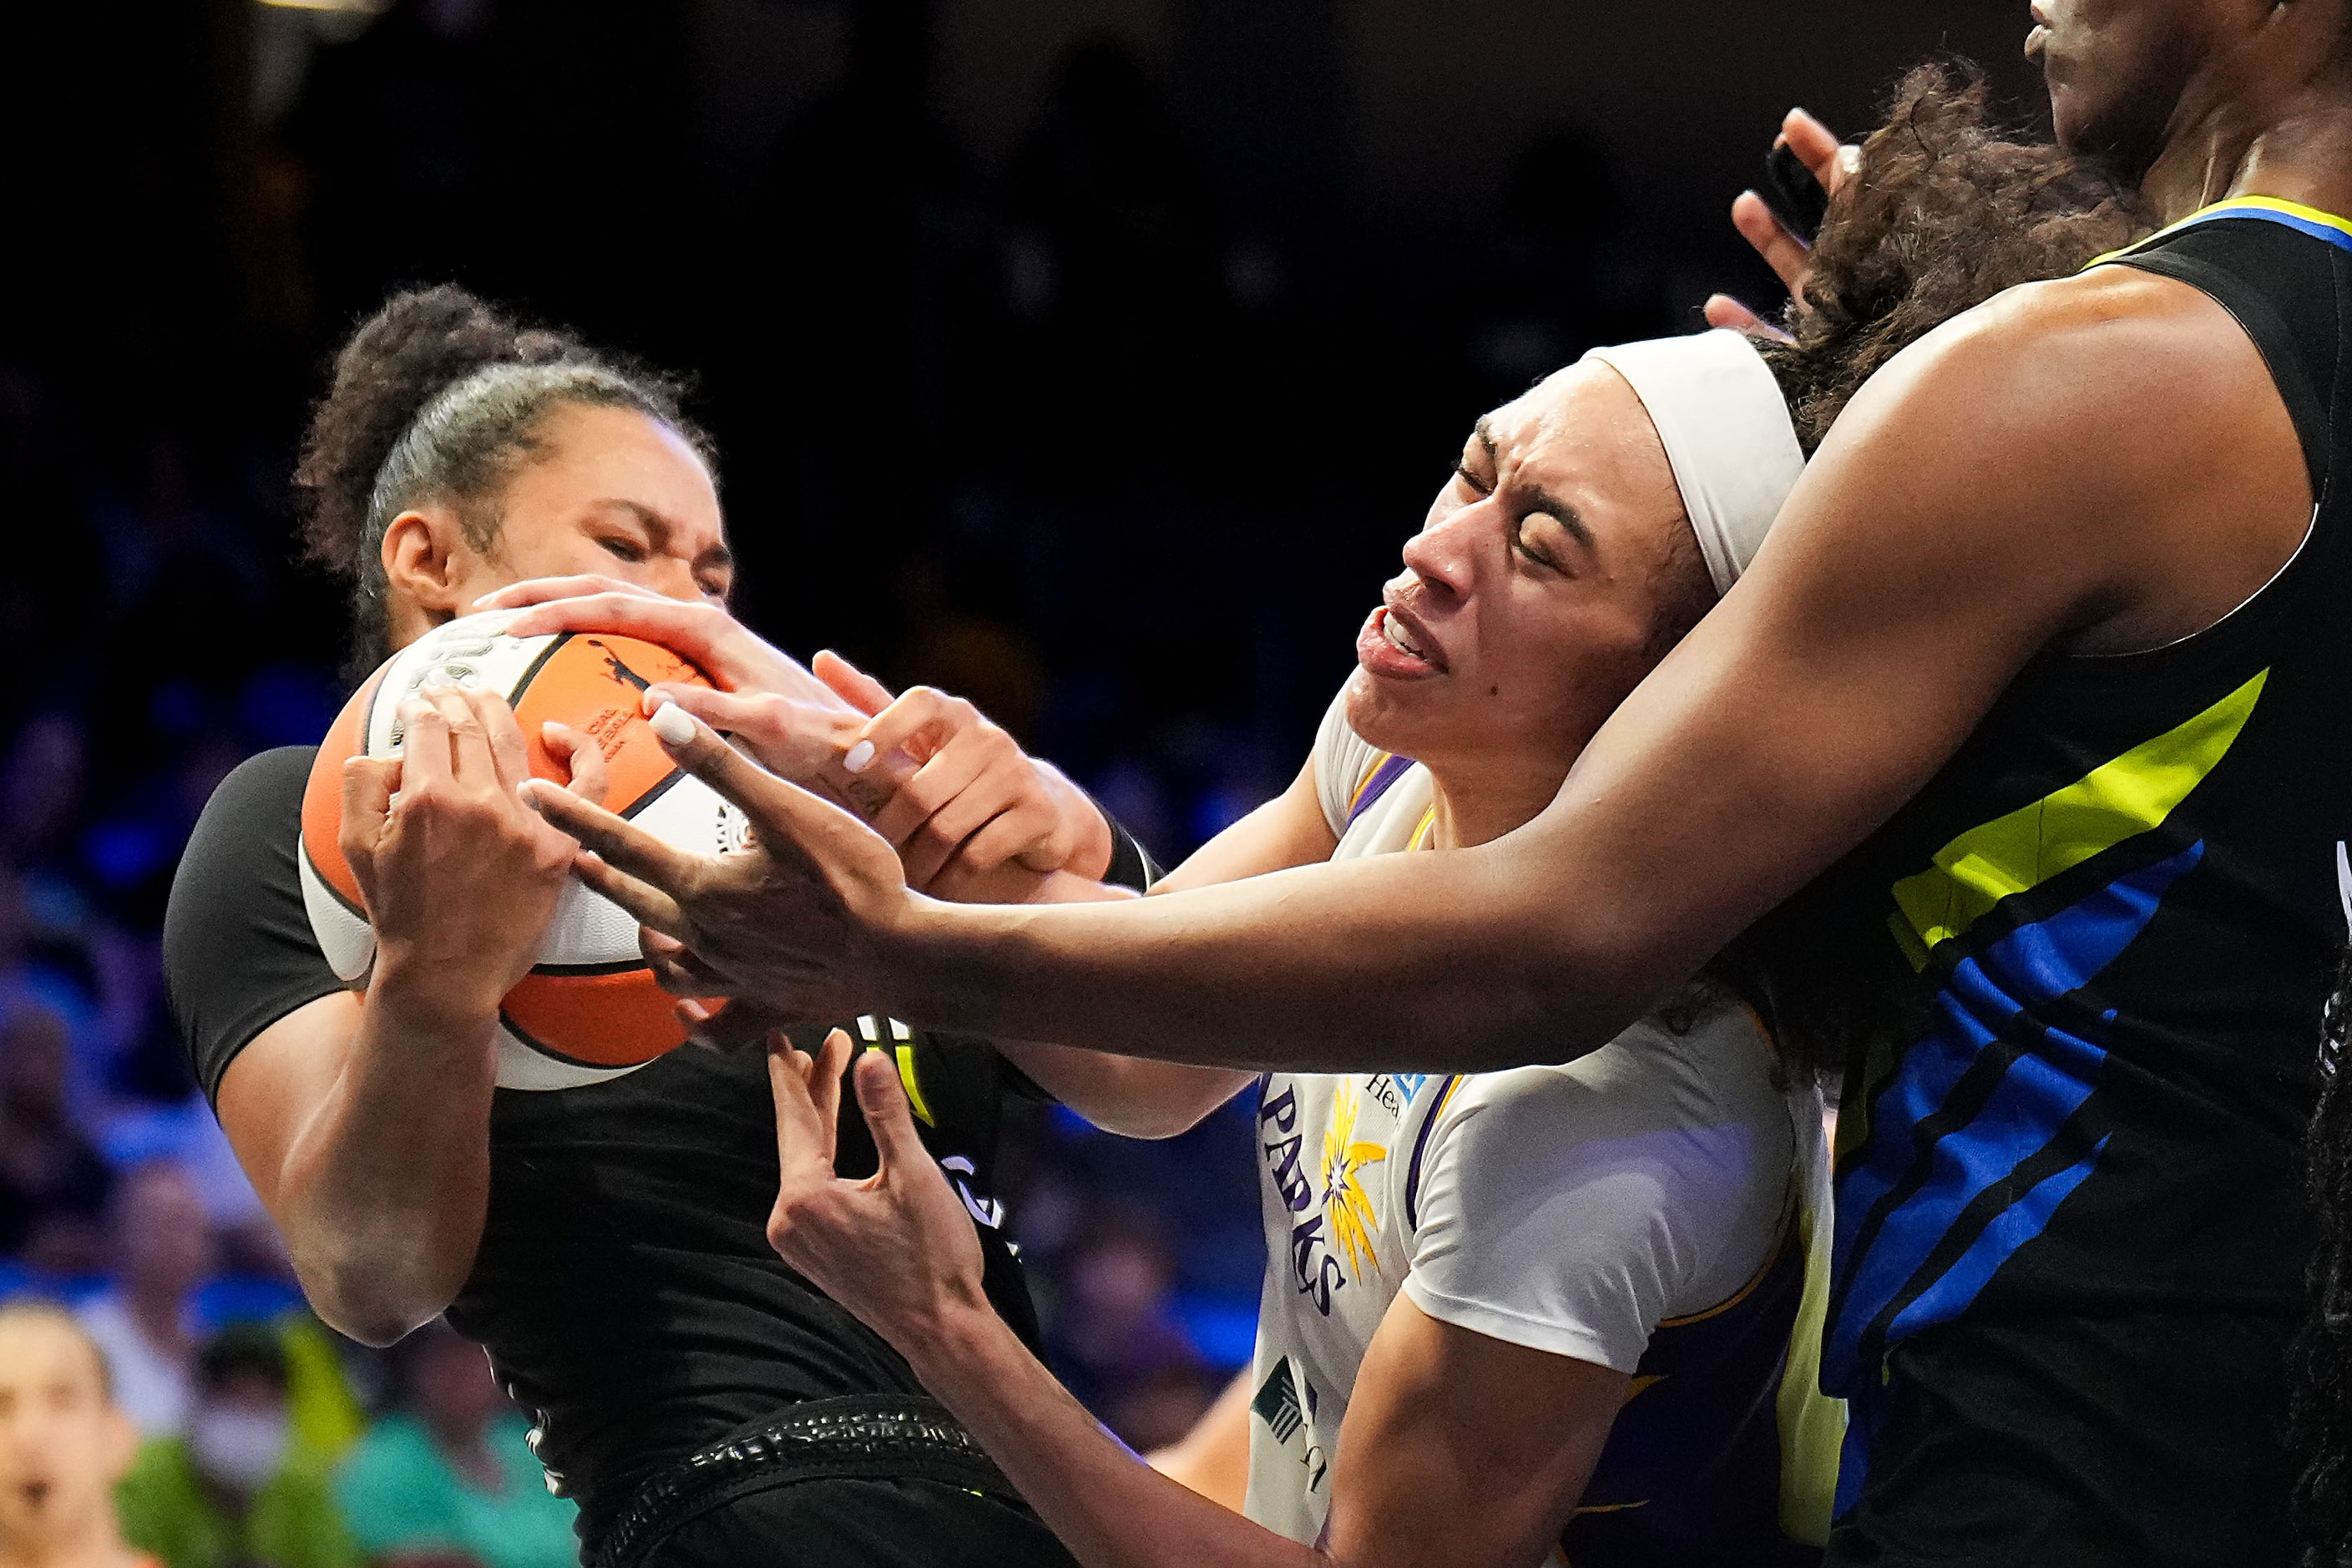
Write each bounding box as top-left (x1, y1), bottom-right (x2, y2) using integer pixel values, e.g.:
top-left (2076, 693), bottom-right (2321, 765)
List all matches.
top-left (382, 505), bottom-right (473, 617)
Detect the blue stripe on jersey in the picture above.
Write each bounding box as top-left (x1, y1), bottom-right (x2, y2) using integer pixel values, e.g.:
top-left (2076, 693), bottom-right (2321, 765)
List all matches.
top-left (1827, 841), bottom-right (2203, 1394)
top-left (2176, 200), bottom-right (2352, 256)
top-left (1824, 841), bottom-right (2203, 1515)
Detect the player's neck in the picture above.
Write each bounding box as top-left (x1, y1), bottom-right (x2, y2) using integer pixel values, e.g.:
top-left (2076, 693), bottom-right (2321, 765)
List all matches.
top-left (1422, 764), bottom-right (1560, 852)
top-left (2142, 58), bottom-right (2352, 222)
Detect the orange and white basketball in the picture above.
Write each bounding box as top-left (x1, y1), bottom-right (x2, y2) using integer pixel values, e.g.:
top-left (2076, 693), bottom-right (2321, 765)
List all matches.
top-left (297, 609), bottom-right (741, 1090)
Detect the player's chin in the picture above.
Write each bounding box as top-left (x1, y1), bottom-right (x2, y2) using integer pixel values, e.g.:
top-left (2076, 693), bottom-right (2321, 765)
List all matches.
top-left (1343, 675), bottom-right (1448, 761)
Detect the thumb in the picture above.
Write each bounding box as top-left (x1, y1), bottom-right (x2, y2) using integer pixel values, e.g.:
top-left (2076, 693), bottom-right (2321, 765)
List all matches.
top-left (340, 755), bottom-right (400, 840)
top-left (852, 1048), bottom-right (928, 1181)
top-left (814, 650), bottom-right (896, 718)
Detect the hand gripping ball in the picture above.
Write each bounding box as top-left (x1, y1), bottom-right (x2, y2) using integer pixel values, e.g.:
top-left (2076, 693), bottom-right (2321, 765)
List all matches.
top-left (297, 609), bottom-right (743, 1090)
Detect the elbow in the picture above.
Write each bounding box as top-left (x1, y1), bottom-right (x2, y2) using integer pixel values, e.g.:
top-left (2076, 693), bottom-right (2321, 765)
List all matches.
top-left (301, 1277), bottom-right (450, 1348)
top-left (290, 1243), bottom-right (461, 1348)
top-left (1086, 1104), bottom-right (1222, 1141)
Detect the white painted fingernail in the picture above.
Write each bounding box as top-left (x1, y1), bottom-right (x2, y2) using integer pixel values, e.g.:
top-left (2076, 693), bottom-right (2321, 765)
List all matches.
top-left (843, 740), bottom-right (875, 774)
top-left (650, 703), bottom-right (696, 746)
top-left (642, 687), bottom-right (672, 716)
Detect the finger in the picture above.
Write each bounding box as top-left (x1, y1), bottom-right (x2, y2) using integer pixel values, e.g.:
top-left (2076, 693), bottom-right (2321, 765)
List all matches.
top-left (1731, 190), bottom-right (1811, 294)
top-left (850, 688), bottom-right (967, 771)
top-left (812, 1028), bottom-right (852, 1165)
top-left (643, 701), bottom-right (859, 855)
top-left (870, 737), bottom-right (989, 852)
top-left (851, 1047), bottom-right (928, 1183)
top-left (900, 776), bottom-right (1010, 891)
top-left (464, 685), bottom-right (533, 794)
top-left (541, 721), bottom-right (611, 807)
top-left (645, 683), bottom-right (771, 730)
top-left (472, 574), bottom-right (657, 615)
top-left (524, 778), bottom-right (703, 892)
top-left (341, 754), bottom-right (398, 825)
top-left (1703, 293), bottom-right (1765, 331)
top-left (397, 696), bottom-right (453, 789)
top-left (641, 927), bottom-right (726, 989)
top-left (567, 847), bottom-right (691, 938)
top-left (338, 756), bottom-right (401, 877)
top-left (1781, 109), bottom-right (1846, 190)
top-left (767, 1034), bottom-right (839, 1183)
top-left (948, 804), bottom-right (1055, 884)
top-left (653, 686), bottom-right (866, 781)
top-left (494, 588), bottom-right (711, 649)
top-left (812, 650), bottom-right (896, 718)
top-left (1702, 292), bottom-right (1794, 343)
top-left (427, 683), bottom-right (498, 784)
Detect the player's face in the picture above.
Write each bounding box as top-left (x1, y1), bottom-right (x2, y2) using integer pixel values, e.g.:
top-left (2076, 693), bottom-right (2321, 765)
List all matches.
top-left (1345, 362), bottom-right (1692, 783)
top-left (2030, 0), bottom-right (2245, 171)
top-left (0, 1318), bottom-right (134, 1555)
top-left (443, 403), bottom-right (735, 612)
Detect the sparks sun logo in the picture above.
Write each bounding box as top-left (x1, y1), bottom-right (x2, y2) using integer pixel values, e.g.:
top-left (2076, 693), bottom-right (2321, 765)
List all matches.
top-left (1320, 1083), bottom-right (1388, 1280)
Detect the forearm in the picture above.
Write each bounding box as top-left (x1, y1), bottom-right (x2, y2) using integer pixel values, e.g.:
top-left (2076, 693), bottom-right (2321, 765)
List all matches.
top-left (883, 839), bottom-right (1651, 1072)
top-left (996, 1040), bottom-right (1250, 1137)
top-left (909, 1306), bottom-right (1323, 1568)
top-left (277, 965), bottom-right (497, 1343)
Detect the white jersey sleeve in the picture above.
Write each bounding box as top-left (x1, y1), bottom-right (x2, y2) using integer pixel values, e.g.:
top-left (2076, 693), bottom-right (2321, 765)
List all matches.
top-left (1399, 1005), bottom-right (1794, 1373)
top-left (1311, 684), bottom-right (1383, 840)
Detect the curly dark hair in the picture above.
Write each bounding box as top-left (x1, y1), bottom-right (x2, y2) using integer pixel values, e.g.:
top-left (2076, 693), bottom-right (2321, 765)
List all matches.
top-left (1710, 63), bottom-right (2151, 1083)
top-left (294, 285), bottom-right (716, 672)
top-left (2299, 959), bottom-right (2352, 1566)
top-left (1760, 59), bottom-right (2152, 454)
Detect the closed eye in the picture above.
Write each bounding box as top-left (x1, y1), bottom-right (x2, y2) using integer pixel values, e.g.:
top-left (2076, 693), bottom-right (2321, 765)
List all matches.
top-left (599, 536), bottom-right (648, 564)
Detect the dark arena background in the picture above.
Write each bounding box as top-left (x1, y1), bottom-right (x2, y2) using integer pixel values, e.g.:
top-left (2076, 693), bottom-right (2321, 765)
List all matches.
top-left (2, 0), bottom-right (2042, 1549)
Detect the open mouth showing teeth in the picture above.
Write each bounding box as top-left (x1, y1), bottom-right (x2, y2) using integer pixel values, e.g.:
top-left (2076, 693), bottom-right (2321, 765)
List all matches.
top-left (1383, 610), bottom-right (1429, 660)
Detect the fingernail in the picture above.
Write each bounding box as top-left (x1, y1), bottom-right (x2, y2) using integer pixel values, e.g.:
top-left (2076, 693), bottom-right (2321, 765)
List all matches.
top-left (843, 740), bottom-right (875, 775)
top-left (650, 703), bottom-right (696, 746)
top-left (642, 686), bottom-right (674, 716)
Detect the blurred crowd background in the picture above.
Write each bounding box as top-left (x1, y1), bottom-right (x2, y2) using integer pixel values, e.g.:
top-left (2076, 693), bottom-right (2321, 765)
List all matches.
top-left (0, 0), bottom-right (2041, 1560)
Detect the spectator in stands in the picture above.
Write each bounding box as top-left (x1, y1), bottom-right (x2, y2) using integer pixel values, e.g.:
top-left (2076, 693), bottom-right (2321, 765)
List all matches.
top-left (74, 1162), bottom-right (215, 1435)
top-left (0, 1300), bottom-right (154, 1568)
top-left (333, 1318), bottom-right (575, 1568)
top-left (116, 1324), bottom-right (356, 1568)
top-left (0, 1006), bottom-right (114, 1274)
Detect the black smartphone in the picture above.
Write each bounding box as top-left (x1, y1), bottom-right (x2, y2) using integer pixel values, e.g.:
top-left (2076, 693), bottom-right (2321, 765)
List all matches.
top-left (1760, 139), bottom-right (1830, 245)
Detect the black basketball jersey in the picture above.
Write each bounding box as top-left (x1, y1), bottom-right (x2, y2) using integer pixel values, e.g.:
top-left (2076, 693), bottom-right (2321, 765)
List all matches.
top-left (166, 745), bottom-right (1157, 1545)
top-left (1819, 202), bottom-right (2352, 1565)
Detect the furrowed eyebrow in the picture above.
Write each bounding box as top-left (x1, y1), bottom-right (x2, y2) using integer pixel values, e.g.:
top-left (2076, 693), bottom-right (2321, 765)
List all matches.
top-left (1474, 419), bottom-right (1498, 462)
top-left (596, 499), bottom-right (673, 552)
top-left (1524, 486), bottom-right (1595, 549)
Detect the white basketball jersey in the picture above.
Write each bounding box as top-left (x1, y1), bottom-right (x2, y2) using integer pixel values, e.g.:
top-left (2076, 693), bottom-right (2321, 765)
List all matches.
top-left (1240, 694), bottom-right (1833, 1555)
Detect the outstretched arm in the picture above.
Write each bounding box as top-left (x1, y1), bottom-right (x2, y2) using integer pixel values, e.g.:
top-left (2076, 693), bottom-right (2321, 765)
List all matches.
top-left (763, 1043), bottom-right (1626, 1568)
top-left (526, 271), bottom-right (2303, 1072)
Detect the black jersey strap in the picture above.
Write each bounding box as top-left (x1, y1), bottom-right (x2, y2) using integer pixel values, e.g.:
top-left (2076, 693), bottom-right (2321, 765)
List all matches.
top-left (2101, 201), bottom-right (2352, 506)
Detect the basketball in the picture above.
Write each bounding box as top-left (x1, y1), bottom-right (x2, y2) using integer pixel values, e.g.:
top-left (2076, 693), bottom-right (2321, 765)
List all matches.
top-left (296, 609), bottom-right (742, 1091)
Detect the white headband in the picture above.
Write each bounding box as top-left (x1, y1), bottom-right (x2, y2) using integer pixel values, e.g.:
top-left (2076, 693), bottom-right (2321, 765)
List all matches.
top-left (1582, 329), bottom-right (1805, 596)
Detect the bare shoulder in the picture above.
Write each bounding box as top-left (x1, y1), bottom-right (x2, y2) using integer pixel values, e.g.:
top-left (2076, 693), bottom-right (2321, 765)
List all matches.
top-left (1841, 266), bottom-right (2268, 471)
top-left (1783, 266), bottom-right (2303, 650)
